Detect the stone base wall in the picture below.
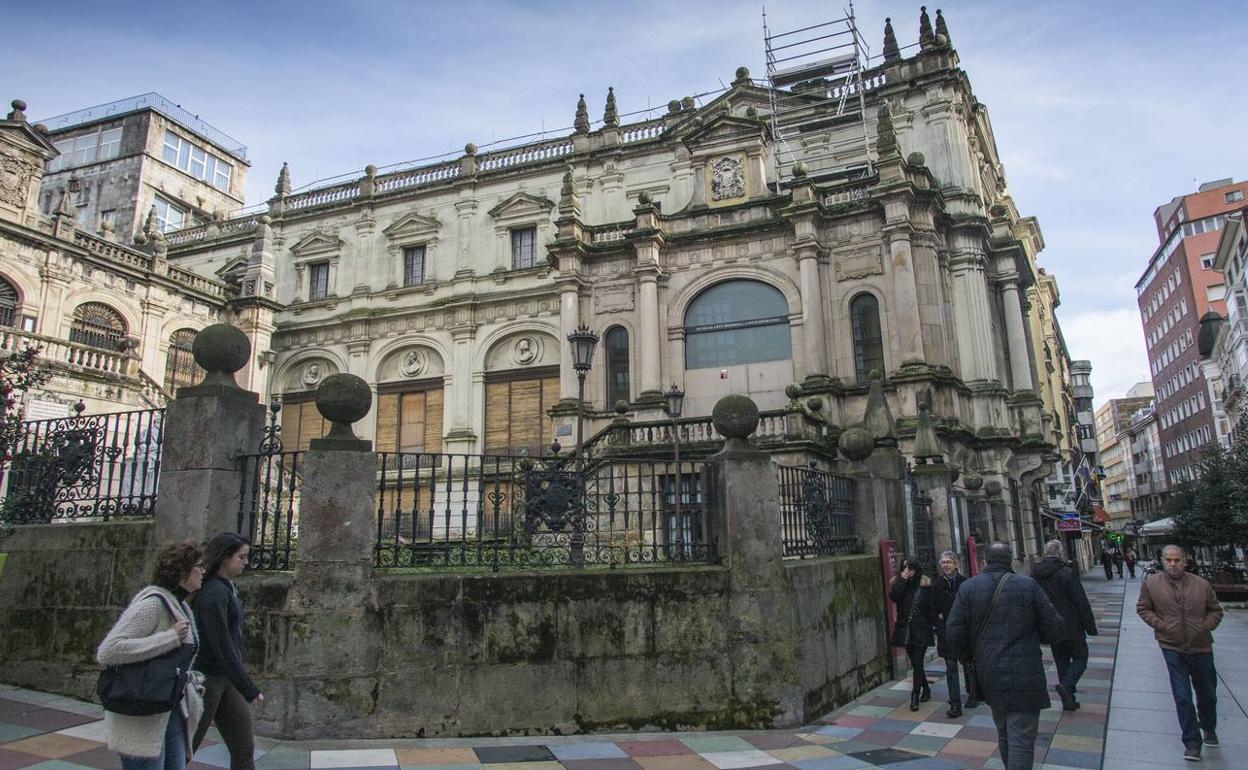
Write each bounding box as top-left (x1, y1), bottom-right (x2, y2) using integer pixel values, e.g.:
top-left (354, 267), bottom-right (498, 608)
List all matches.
top-left (0, 520), bottom-right (154, 699)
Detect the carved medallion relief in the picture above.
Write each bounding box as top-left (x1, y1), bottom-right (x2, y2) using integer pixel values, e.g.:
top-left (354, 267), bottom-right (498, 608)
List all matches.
top-left (710, 156), bottom-right (745, 201)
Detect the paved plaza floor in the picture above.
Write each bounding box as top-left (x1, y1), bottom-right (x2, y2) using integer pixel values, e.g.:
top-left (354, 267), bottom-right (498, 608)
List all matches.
top-left (0, 571), bottom-right (1243, 769)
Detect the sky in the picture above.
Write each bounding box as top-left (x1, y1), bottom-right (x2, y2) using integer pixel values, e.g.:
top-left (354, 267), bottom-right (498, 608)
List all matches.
top-left (4, 0), bottom-right (1247, 407)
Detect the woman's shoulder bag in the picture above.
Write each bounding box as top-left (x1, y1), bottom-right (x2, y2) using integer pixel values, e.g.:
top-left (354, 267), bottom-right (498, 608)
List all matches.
top-left (96, 592), bottom-right (196, 716)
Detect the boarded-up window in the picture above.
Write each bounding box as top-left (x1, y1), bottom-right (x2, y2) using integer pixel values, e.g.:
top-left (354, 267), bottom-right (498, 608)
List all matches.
top-left (279, 396), bottom-right (327, 451)
top-left (375, 381), bottom-right (444, 455)
top-left (483, 366), bottom-right (559, 455)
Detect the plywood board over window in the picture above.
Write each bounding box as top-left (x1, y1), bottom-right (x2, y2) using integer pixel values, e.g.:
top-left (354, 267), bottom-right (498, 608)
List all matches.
top-left (279, 395), bottom-right (328, 451)
top-left (483, 366), bottom-right (559, 455)
top-left (375, 379), bottom-right (444, 455)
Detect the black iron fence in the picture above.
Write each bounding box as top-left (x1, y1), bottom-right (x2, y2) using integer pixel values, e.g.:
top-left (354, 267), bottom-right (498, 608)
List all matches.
top-left (776, 463), bottom-right (857, 557)
top-left (375, 451), bottom-right (715, 570)
top-left (234, 407), bottom-right (301, 570)
top-left (1, 407), bottom-right (164, 523)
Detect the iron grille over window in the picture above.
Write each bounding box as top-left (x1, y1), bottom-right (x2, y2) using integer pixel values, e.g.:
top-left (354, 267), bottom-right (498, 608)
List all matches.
top-left (604, 326), bottom-right (630, 406)
top-left (309, 262), bottom-right (330, 300)
top-left (684, 280), bottom-right (792, 368)
top-left (0, 277), bottom-right (17, 328)
top-left (850, 293), bottom-right (885, 383)
top-left (164, 328), bottom-right (202, 394)
top-left (69, 302), bottom-right (126, 350)
top-left (403, 246), bottom-right (426, 286)
top-left (511, 227), bottom-right (536, 269)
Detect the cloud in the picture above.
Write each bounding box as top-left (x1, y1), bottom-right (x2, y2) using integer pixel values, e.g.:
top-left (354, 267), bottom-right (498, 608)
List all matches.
top-left (1062, 309), bottom-right (1151, 406)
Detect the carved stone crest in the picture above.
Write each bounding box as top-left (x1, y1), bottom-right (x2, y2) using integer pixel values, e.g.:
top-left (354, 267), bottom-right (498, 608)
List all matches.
top-left (710, 156), bottom-right (745, 201)
top-left (0, 151), bottom-right (36, 210)
top-left (399, 349), bottom-right (426, 377)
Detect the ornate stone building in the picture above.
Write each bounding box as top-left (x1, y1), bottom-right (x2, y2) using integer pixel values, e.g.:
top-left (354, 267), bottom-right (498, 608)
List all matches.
top-left (152, 9), bottom-right (1072, 560)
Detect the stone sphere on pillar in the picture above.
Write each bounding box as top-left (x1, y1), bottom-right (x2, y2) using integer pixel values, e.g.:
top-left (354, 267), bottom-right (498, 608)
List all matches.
top-left (190, 324), bottom-right (251, 389)
top-left (838, 426), bottom-right (874, 462)
top-left (315, 373), bottom-right (372, 426)
top-left (712, 394), bottom-right (760, 440)
top-left (963, 471), bottom-right (984, 491)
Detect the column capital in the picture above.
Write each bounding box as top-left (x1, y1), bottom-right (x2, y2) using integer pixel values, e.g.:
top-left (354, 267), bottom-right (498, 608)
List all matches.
top-left (449, 323), bottom-right (478, 340)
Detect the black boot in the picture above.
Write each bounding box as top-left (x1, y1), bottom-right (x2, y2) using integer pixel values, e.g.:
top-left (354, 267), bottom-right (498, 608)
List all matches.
top-left (1055, 684), bottom-right (1077, 711)
top-left (920, 684), bottom-right (931, 702)
top-left (910, 691), bottom-right (920, 711)
top-left (946, 702), bottom-right (963, 718)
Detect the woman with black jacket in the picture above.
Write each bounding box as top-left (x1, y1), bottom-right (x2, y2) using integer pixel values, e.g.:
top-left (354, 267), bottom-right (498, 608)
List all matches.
top-left (890, 557), bottom-right (939, 710)
top-left (191, 533), bottom-right (261, 770)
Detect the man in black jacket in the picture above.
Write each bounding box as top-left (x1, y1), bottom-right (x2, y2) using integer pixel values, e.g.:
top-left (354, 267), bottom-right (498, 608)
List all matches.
top-left (933, 550), bottom-right (974, 717)
top-left (1031, 540), bottom-right (1098, 711)
top-left (947, 542), bottom-right (1064, 770)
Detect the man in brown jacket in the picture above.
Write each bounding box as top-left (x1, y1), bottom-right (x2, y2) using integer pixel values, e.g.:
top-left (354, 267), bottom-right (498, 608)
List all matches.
top-left (1136, 544), bottom-right (1224, 762)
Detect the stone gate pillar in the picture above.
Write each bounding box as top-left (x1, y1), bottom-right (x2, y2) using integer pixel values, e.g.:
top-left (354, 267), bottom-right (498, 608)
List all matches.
top-left (154, 324), bottom-right (265, 547)
top-left (706, 394), bottom-right (802, 726)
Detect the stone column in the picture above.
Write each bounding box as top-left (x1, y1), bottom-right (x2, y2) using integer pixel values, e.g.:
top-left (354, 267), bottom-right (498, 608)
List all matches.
top-left (637, 271), bottom-right (662, 396)
top-left (558, 281), bottom-right (580, 400)
top-left (884, 225), bottom-right (924, 366)
top-left (948, 252), bottom-right (996, 381)
top-left (999, 274), bottom-right (1034, 392)
top-left (154, 324), bottom-right (265, 546)
top-left (795, 245), bottom-right (828, 381)
top-left (706, 395), bottom-right (803, 726)
top-left (444, 324), bottom-right (477, 452)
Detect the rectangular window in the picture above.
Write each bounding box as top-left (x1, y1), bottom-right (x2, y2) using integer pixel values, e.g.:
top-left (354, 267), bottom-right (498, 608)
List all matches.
top-left (483, 368), bottom-right (559, 454)
top-left (403, 246), bottom-right (426, 286)
top-left (1227, 190), bottom-right (1245, 203)
top-left (309, 262), bottom-right (330, 300)
top-left (152, 195), bottom-right (186, 233)
top-left (279, 396), bottom-right (328, 452)
top-left (510, 227), bottom-right (536, 269)
top-left (375, 385), bottom-right (444, 456)
top-left (161, 130), bottom-right (233, 190)
top-left (1201, 253), bottom-right (1216, 269)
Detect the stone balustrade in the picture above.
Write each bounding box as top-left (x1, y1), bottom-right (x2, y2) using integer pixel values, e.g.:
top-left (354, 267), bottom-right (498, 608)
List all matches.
top-left (1, 327), bottom-right (132, 377)
top-left (476, 138), bottom-right (573, 172)
top-left (374, 160), bottom-right (461, 193)
top-left (621, 119), bottom-right (664, 143)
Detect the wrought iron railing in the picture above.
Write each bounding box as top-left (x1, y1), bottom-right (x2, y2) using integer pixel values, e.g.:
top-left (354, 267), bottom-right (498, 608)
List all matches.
top-left (234, 406), bottom-right (301, 570)
top-left (374, 450), bottom-right (715, 571)
top-left (1, 406), bottom-right (164, 523)
top-left (776, 463), bottom-right (857, 557)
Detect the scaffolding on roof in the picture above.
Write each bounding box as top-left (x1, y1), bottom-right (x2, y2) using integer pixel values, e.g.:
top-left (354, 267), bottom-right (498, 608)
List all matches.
top-left (763, 2), bottom-right (875, 183)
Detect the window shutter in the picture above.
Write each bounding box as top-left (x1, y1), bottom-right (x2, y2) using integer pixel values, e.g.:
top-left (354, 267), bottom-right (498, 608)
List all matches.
top-left (280, 402), bottom-right (303, 450)
top-left (484, 381), bottom-right (511, 453)
top-left (297, 402), bottom-right (327, 450)
top-left (541, 375), bottom-right (559, 448)
top-left (424, 388), bottom-right (444, 454)
top-left (509, 380), bottom-right (542, 453)
top-left (399, 392), bottom-right (426, 453)
top-left (375, 393), bottom-right (399, 453)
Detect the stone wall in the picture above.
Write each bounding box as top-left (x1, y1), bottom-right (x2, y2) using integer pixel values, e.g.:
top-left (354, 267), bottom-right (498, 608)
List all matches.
top-left (0, 520), bottom-right (154, 698)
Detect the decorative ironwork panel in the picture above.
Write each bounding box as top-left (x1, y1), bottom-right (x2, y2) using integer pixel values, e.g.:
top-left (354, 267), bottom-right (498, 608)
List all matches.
top-left (905, 470), bottom-right (937, 569)
top-left (777, 463), bottom-right (858, 557)
top-left (1, 407), bottom-right (164, 523)
top-left (234, 404), bottom-right (300, 570)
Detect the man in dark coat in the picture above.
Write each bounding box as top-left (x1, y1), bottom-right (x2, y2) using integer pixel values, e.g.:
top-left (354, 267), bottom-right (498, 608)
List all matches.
top-left (933, 550), bottom-right (974, 717)
top-left (947, 542), bottom-right (1064, 770)
top-left (1031, 540), bottom-right (1098, 711)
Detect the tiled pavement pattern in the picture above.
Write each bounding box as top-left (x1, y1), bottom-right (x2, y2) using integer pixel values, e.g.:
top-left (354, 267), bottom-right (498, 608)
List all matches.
top-left (0, 572), bottom-right (1236, 770)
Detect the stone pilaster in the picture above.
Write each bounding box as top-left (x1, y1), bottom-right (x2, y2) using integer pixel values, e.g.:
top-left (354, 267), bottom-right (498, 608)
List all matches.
top-left (998, 271), bottom-right (1035, 392)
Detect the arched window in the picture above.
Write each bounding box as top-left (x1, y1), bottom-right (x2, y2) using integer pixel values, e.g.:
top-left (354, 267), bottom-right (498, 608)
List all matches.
top-left (684, 280), bottom-right (792, 369)
top-left (604, 326), bottom-right (630, 407)
top-left (0, 277), bottom-right (17, 328)
top-left (164, 328), bottom-right (203, 394)
top-left (69, 302), bottom-right (127, 350)
top-left (850, 293), bottom-right (885, 383)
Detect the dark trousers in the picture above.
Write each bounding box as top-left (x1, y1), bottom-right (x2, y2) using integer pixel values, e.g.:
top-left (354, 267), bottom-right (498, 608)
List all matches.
top-left (906, 645), bottom-right (929, 692)
top-left (1126, 561), bottom-right (1136, 578)
top-left (990, 707), bottom-right (1040, 770)
top-left (1162, 649), bottom-right (1218, 747)
top-left (1102, 561), bottom-right (1113, 579)
top-left (943, 656), bottom-right (970, 704)
top-left (191, 675), bottom-right (255, 770)
top-left (1052, 638), bottom-right (1089, 694)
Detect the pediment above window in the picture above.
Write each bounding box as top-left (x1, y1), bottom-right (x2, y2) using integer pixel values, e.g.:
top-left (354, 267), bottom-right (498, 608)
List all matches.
top-left (290, 230), bottom-right (342, 260)
top-left (680, 114), bottom-right (770, 155)
top-left (488, 192), bottom-right (554, 225)
top-left (383, 212), bottom-right (442, 245)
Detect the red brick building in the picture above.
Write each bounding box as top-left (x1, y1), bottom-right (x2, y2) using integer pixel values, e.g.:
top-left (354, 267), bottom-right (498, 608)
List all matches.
top-left (1136, 178), bottom-right (1246, 485)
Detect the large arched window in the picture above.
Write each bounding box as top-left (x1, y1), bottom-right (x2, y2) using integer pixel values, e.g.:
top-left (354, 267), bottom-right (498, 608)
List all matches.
top-left (604, 326), bottom-right (630, 407)
top-left (164, 328), bottom-right (203, 394)
top-left (0, 277), bottom-right (17, 328)
top-left (850, 293), bottom-right (885, 383)
top-left (684, 280), bottom-right (792, 369)
top-left (69, 302), bottom-right (127, 350)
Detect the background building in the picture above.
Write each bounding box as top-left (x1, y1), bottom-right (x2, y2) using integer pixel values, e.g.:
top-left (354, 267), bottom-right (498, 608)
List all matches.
top-left (1124, 400), bottom-right (1167, 522)
top-left (1094, 382), bottom-right (1156, 530)
top-left (1136, 178), bottom-right (1245, 485)
top-left (1202, 207), bottom-right (1248, 429)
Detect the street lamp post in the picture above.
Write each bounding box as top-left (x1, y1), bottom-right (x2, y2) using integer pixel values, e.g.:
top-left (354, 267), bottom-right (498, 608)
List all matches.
top-left (566, 325), bottom-right (599, 464)
top-left (665, 383), bottom-right (685, 556)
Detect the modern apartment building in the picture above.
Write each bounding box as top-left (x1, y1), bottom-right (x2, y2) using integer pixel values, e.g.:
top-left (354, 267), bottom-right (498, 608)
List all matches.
top-left (1094, 382), bottom-right (1155, 525)
top-left (1136, 178), bottom-right (1245, 484)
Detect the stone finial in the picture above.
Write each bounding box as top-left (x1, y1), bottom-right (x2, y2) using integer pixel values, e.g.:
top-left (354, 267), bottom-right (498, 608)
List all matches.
top-left (792, 162), bottom-right (807, 179)
top-left (667, 99), bottom-right (681, 114)
top-left (864, 370), bottom-right (896, 446)
top-left (464, 142), bottom-right (477, 156)
top-left (912, 390), bottom-right (943, 463)
top-left (150, 229), bottom-right (168, 260)
top-left (189, 323), bottom-right (251, 392)
top-left (574, 94), bottom-right (591, 133)
top-left (98, 217), bottom-right (115, 241)
top-left (7, 99), bottom-right (28, 121)
top-left (733, 66), bottom-right (751, 85)
top-left (312, 373), bottom-right (373, 451)
top-left (603, 87), bottom-right (619, 128)
top-left (712, 394), bottom-right (760, 453)
top-left (839, 426), bottom-right (874, 462)
top-left (558, 168), bottom-right (578, 214)
top-left (56, 188), bottom-right (74, 217)
top-left (935, 8), bottom-right (951, 44)
top-left (680, 96), bottom-right (696, 111)
top-left (636, 190), bottom-right (652, 205)
top-left (143, 205), bottom-right (158, 238)
top-left (876, 103), bottom-right (898, 157)
top-left (882, 18), bottom-right (901, 63)
top-left (919, 6), bottom-right (935, 50)
top-left (274, 162), bottom-right (291, 196)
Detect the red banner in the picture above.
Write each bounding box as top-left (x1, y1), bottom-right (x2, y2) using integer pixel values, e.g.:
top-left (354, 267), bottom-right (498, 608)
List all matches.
top-left (966, 536), bottom-right (980, 576)
top-left (880, 539), bottom-right (898, 643)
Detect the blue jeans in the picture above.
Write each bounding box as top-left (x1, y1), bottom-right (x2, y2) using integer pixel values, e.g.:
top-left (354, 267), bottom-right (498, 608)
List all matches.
top-left (990, 707), bottom-right (1040, 770)
top-left (944, 656), bottom-right (970, 704)
top-left (1162, 649), bottom-right (1218, 746)
top-left (1052, 638), bottom-right (1089, 694)
top-left (120, 711), bottom-right (184, 770)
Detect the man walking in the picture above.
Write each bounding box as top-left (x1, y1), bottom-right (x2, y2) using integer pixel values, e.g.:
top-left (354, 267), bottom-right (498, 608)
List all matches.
top-left (933, 550), bottom-right (975, 717)
top-left (1100, 547), bottom-right (1115, 580)
top-left (1031, 540), bottom-right (1098, 711)
top-left (1137, 544), bottom-right (1223, 762)
top-left (947, 542), bottom-right (1063, 770)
